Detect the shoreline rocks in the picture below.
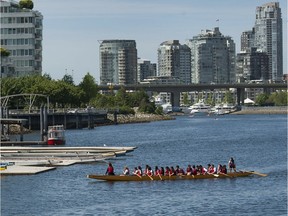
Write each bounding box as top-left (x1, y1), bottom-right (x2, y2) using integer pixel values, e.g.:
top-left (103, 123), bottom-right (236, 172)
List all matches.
top-left (108, 113), bottom-right (175, 124)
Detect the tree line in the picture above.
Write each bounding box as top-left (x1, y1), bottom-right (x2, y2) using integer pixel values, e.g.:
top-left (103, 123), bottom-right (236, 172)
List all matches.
top-left (0, 73), bottom-right (162, 114)
top-left (0, 73), bottom-right (286, 113)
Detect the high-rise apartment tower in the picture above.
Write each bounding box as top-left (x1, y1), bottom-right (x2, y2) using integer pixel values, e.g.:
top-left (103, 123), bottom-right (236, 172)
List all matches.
top-left (157, 40), bottom-right (191, 84)
top-left (254, 2), bottom-right (283, 81)
top-left (186, 27), bottom-right (236, 84)
top-left (99, 40), bottom-right (137, 85)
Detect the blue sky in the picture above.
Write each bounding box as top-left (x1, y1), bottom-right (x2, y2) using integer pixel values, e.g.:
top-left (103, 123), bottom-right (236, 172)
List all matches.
top-left (33, 0), bottom-right (287, 84)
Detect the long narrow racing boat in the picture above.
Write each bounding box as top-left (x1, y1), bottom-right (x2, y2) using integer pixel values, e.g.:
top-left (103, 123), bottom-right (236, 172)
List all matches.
top-left (87, 171), bottom-right (263, 181)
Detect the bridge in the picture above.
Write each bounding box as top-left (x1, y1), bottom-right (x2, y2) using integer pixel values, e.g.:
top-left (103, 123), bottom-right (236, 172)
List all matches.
top-left (98, 83), bottom-right (287, 107)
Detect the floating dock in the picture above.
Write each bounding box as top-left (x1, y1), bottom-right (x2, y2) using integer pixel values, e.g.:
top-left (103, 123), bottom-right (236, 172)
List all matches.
top-left (0, 146), bottom-right (137, 175)
top-left (0, 165), bottom-right (56, 175)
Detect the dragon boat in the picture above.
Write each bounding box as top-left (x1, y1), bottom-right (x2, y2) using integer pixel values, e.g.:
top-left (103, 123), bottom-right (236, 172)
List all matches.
top-left (87, 171), bottom-right (266, 181)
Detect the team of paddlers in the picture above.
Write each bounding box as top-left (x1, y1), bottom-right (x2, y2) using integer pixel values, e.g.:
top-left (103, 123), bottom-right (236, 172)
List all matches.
top-left (105, 157), bottom-right (237, 176)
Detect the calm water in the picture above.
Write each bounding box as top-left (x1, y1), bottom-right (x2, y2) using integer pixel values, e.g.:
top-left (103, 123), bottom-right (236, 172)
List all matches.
top-left (1, 114), bottom-right (287, 216)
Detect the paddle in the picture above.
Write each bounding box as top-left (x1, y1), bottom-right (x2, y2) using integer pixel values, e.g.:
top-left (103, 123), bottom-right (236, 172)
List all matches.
top-left (246, 171), bottom-right (268, 177)
top-left (207, 172), bottom-right (219, 177)
top-left (219, 172), bottom-right (233, 178)
top-left (147, 174), bottom-right (154, 181)
top-left (158, 173), bottom-right (163, 181)
top-left (135, 173), bottom-right (142, 179)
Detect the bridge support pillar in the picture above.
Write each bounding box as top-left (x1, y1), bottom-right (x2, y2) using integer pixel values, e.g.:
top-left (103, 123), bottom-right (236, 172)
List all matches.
top-left (170, 91), bottom-right (180, 110)
top-left (236, 88), bottom-right (245, 106)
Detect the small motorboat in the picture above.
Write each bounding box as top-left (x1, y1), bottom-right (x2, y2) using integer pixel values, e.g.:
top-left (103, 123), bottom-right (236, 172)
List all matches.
top-left (47, 125), bottom-right (65, 145)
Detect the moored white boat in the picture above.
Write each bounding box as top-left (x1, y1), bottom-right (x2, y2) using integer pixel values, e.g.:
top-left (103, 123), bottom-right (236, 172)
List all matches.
top-left (188, 100), bottom-right (211, 115)
top-left (213, 103), bottom-right (237, 115)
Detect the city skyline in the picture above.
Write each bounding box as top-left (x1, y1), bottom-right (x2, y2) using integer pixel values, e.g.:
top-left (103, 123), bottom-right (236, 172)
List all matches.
top-left (32, 0), bottom-right (287, 84)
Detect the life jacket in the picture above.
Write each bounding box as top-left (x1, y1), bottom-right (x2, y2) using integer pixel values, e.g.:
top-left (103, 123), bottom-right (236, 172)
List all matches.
top-left (192, 168), bottom-right (197, 175)
top-left (201, 167), bottom-right (207, 174)
top-left (169, 170), bottom-right (175, 176)
top-left (179, 168), bottom-right (185, 175)
top-left (107, 166), bottom-right (114, 174)
top-left (155, 169), bottom-right (161, 175)
top-left (135, 169), bottom-right (142, 176)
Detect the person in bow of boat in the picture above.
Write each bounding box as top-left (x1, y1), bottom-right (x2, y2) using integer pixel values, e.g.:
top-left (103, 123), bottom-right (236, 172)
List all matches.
top-left (228, 157), bottom-right (236, 172)
top-left (122, 166), bottom-right (130, 175)
top-left (105, 162), bottom-right (115, 175)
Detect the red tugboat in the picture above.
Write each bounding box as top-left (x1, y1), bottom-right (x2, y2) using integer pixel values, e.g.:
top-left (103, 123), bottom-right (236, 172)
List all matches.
top-left (47, 125), bottom-right (66, 145)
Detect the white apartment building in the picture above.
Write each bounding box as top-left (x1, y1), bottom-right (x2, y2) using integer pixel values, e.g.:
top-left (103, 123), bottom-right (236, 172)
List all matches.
top-left (0, 0), bottom-right (43, 77)
top-left (157, 40), bottom-right (191, 84)
top-left (186, 27), bottom-right (236, 84)
top-left (99, 40), bottom-right (137, 85)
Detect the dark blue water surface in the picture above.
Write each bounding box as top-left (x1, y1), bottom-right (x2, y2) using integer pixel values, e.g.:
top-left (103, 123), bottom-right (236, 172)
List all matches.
top-left (1, 114), bottom-right (287, 216)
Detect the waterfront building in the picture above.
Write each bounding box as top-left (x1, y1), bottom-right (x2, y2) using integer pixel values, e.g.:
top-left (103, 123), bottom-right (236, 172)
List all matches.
top-left (157, 40), bottom-right (191, 84)
top-left (137, 58), bottom-right (156, 83)
top-left (254, 2), bottom-right (283, 81)
top-left (241, 29), bottom-right (255, 52)
top-left (236, 47), bottom-right (269, 82)
top-left (99, 40), bottom-right (137, 85)
top-left (186, 27), bottom-right (236, 84)
top-left (0, 0), bottom-right (43, 77)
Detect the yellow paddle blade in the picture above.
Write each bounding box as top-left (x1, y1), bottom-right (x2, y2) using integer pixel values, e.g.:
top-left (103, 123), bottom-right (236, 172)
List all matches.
top-left (248, 171), bottom-right (268, 177)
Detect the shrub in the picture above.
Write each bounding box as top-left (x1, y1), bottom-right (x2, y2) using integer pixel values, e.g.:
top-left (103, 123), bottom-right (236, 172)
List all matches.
top-left (19, 0), bottom-right (34, 9)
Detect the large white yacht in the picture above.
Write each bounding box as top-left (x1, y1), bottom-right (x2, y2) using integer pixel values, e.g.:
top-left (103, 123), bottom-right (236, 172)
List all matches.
top-left (188, 100), bottom-right (211, 115)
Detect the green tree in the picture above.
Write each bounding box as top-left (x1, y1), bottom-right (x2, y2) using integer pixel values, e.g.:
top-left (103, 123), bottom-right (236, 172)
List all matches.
top-left (138, 98), bottom-right (156, 114)
top-left (42, 73), bottom-right (52, 80)
top-left (78, 73), bottom-right (98, 105)
top-left (115, 87), bottom-right (128, 107)
top-left (0, 47), bottom-right (10, 57)
top-left (19, 0), bottom-right (34, 9)
top-left (206, 92), bottom-right (215, 106)
top-left (182, 92), bottom-right (190, 106)
top-left (223, 90), bottom-right (234, 104)
top-left (255, 93), bottom-right (269, 106)
top-left (269, 91), bottom-right (287, 106)
top-left (62, 74), bottom-right (74, 85)
top-left (91, 94), bottom-right (115, 109)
